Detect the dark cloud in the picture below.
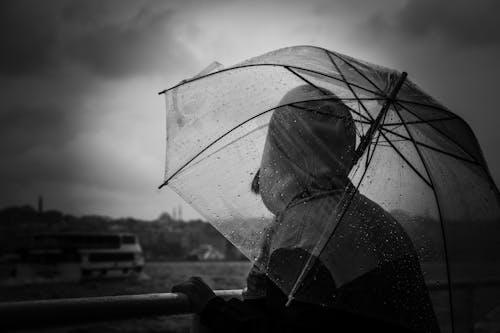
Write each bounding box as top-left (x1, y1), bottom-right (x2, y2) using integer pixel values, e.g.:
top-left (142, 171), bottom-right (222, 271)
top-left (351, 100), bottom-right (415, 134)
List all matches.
top-left (0, 0), bottom-right (61, 75)
top-left (0, 105), bottom-right (74, 156)
top-left (368, 0), bottom-right (500, 46)
top-left (62, 0), bottom-right (193, 78)
top-left (0, 0), bottom-right (197, 78)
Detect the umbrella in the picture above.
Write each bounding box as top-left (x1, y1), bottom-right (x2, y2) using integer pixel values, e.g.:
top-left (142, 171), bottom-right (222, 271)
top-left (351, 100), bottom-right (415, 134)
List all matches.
top-left (158, 46), bottom-right (500, 332)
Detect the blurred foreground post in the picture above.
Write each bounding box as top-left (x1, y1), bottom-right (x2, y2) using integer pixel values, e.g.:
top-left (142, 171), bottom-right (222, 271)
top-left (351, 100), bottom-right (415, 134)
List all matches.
top-left (192, 313), bottom-right (212, 333)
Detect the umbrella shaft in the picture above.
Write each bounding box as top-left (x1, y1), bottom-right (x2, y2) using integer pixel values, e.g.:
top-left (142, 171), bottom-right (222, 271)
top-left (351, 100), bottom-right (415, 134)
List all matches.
top-left (352, 72), bottom-right (408, 165)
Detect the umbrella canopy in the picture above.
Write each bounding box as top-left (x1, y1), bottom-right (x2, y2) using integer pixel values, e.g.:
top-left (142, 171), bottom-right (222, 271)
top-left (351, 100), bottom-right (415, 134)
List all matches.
top-left (159, 46), bottom-right (500, 332)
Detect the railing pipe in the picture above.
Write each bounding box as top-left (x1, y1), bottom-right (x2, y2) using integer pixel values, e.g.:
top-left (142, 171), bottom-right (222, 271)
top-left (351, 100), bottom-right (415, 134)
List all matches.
top-left (1, 280), bottom-right (499, 330)
top-left (0, 289), bottom-right (242, 330)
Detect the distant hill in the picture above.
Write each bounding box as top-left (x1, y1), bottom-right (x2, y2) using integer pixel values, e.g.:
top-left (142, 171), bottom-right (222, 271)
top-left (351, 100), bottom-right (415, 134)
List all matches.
top-left (1, 205), bottom-right (497, 263)
top-left (0, 205), bottom-right (247, 262)
top-left (391, 209), bottom-right (500, 262)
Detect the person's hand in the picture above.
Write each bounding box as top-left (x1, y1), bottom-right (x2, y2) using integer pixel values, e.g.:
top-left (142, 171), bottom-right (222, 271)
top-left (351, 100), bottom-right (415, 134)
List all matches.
top-left (243, 264), bottom-right (267, 300)
top-left (171, 276), bottom-right (216, 313)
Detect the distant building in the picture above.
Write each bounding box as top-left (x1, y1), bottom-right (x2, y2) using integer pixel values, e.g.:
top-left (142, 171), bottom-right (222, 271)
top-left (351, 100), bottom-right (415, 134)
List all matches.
top-left (186, 244), bottom-right (225, 261)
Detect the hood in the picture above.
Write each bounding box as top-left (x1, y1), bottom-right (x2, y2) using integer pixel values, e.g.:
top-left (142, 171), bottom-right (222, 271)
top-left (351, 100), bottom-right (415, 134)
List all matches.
top-left (258, 85), bottom-right (356, 214)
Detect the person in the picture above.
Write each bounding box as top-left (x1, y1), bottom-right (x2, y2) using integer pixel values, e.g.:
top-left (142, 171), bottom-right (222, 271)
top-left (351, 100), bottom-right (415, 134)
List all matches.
top-left (172, 85), bottom-right (440, 333)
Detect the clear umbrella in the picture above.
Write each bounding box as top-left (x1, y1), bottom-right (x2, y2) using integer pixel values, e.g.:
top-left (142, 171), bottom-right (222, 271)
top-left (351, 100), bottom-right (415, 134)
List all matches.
top-left (159, 46), bottom-right (500, 332)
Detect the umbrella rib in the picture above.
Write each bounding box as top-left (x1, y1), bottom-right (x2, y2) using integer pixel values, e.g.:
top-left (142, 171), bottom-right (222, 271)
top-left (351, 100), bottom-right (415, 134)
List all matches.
top-left (290, 104), bottom-right (370, 140)
top-left (395, 102), bottom-right (479, 164)
top-left (285, 66), bottom-right (330, 96)
top-left (326, 51), bottom-right (376, 122)
top-left (377, 138), bottom-right (411, 144)
top-left (378, 129), bottom-right (433, 188)
top-left (384, 116), bottom-right (457, 126)
top-left (397, 99), bottom-right (459, 118)
top-left (368, 123), bottom-right (385, 170)
top-left (170, 124), bottom-right (268, 179)
top-left (159, 95), bottom-right (365, 188)
top-left (392, 104), bottom-right (456, 333)
top-left (366, 119), bottom-right (383, 167)
top-left (159, 63), bottom-right (384, 97)
top-left (365, 139), bottom-right (371, 167)
top-left (291, 104), bottom-right (372, 123)
top-left (327, 51), bottom-right (385, 95)
top-left (387, 123), bottom-right (404, 132)
top-left (344, 107), bottom-right (372, 123)
top-left (357, 104), bottom-right (367, 138)
top-left (381, 127), bottom-right (480, 165)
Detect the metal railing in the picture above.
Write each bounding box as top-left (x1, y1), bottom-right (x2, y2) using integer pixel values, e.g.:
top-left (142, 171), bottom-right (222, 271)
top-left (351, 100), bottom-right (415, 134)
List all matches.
top-left (0, 289), bottom-right (242, 330)
top-left (1, 280), bottom-right (499, 331)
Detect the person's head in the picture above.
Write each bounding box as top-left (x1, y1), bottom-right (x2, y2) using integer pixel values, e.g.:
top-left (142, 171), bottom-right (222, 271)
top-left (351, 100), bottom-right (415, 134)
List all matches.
top-left (253, 85), bottom-right (356, 213)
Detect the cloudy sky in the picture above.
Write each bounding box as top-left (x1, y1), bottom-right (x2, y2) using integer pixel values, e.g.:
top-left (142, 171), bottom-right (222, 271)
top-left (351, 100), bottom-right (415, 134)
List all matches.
top-left (1, 0), bottom-right (499, 220)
